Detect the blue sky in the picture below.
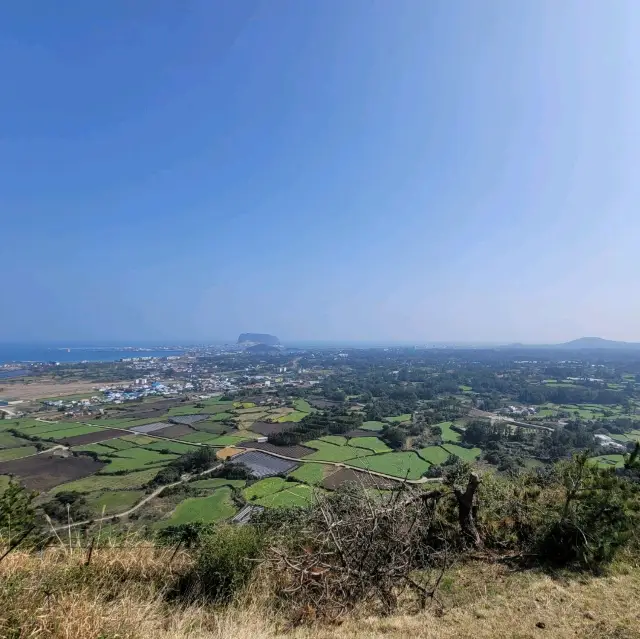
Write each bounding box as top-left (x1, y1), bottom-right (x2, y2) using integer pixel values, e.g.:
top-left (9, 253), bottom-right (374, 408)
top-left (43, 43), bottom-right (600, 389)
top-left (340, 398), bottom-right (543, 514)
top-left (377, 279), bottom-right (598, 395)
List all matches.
top-left (2, 0), bottom-right (639, 344)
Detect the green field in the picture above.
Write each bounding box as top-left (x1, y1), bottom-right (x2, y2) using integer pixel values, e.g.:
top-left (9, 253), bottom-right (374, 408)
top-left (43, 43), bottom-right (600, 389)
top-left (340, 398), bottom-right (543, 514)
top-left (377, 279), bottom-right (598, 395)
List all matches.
top-left (320, 435), bottom-right (348, 446)
top-left (303, 441), bottom-right (373, 463)
top-left (162, 487), bottom-right (237, 526)
top-left (190, 421), bottom-right (227, 434)
top-left (88, 490), bottom-right (143, 515)
top-left (276, 411), bottom-right (308, 423)
top-left (348, 436), bottom-right (391, 453)
top-left (0, 446), bottom-right (38, 462)
top-left (288, 463), bottom-right (325, 485)
top-left (0, 432), bottom-right (32, 448)
top-left (243, 477), bottom-right (288, 500)
top-left (119, 434), bottom-right (157, 445)
top-left (590, 454), bottom-right (625, 469)
top-left (99, 448), bottom-right (177, 474)
top-left (49, 468), bottom-right (161, 494)
top-left (189, 478), bottom-right (246, 490)
top-left (101, 438), bottom-right (138, 451)
top-left (144, 440), bottom-right (200, 455)
top-left (257, 483), bottom-right (314, 508)
top-left (459, 385), bottom-right (473, 392)
top-left (178, 431), bottom-right (221, 443)
top-left (348, 451), bottom-right (430, 480)
top-left (441, 444), bottom-right (482, 461)
top-left (293, 399), bottom-right (313, 413)
top-left (417, 446), bottom-right (451, 465)
top-left (211, 412), bottom-right (234, 421)
top-left (0, 475), bottom-right (12, 491)
top-left (209, 434), bottom-right (248, 446)
top-left (361, 421), bottom-right (385, 432)
top-left (436, 421), bottom-right (462, 443)
top-left (384, 414), bottom-right (412, 424)
top-left (233, 402), bottom-right (256, 409)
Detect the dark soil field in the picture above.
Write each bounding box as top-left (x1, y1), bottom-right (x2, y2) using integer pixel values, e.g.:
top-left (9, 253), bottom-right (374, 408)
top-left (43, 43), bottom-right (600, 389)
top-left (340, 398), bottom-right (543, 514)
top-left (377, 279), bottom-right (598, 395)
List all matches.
top-left (155, 423), bottom-right (196, 438)
top-left (238, 440), bottom-right (315, 459)
top-left (61, 429), bottom-right (124, 446)
top-left (322, 467), bottom-right (397, 490)
top-left (0, 453), bottom-right (105, 491)
top-left (345, 429), bottom-right (379, 438)
top-left (249, 421), bottom-right (289, 436)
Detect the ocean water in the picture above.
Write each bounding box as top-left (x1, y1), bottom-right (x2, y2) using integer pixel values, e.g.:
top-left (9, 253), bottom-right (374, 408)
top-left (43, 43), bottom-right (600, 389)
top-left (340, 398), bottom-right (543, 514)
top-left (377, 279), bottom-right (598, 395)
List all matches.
top-left (0, 343), bottom-right (185, 365)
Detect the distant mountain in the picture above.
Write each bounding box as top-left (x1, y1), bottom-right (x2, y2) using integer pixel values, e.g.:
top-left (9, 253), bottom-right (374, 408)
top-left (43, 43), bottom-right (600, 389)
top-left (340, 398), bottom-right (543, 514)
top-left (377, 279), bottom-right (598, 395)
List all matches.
top-left (553, 337), bottom-right (640, 350)
top-left (237, 333), bottom-right (280, 346)
top-left (504, 337), bottom-right (640, 351)
top-left (245, 343), bottom-right (280, 354)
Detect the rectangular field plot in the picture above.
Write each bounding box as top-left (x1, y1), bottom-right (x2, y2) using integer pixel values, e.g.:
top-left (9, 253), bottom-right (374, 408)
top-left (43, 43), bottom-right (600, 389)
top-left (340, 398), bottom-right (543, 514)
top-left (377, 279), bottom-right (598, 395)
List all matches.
top-left (88, 490), bottom-right (143, 515)
top-left (249, 421), bottom-right (290, 437)
top-left (0, 446), bottom-right (38, 462)
top-left (441, 444), bottom-right (482, 461)
top-left (49, 467), bottom-right (161, 494)
top-left (436, 421), bottom-right (462, 443)
top-left (288, 463), bottom-right (325, 485)
top-left (161, 487), bottom-right (237, 526)
top-left (361, 421), bottom-right (385, 432)
top-left (348, 437), bottom-right (391, 453)
top-left (0, 453), bottom-right (105, 491)
top-left (98, 448), bottom-right (178, 474)
top-left (239, 441), bottom-right (315, 459)
top-left (232, 451), bottom-right (298, 478)
top-left (167, 414), bottom-right (211, 425)
top-left (417, 446), bottom-right (451, 465)
top-left (61, 429), bottom-right (124, 447)
top-left (257, 483), bottom-right (314, 508)
top-left (322, 467), bottom-right (397, 490)
top-left (348, 451), bottom-right (430, 480)
top-left (303, 441), bottom-right (373, 463)
top-left (129, 422), bottom-right (172, 434)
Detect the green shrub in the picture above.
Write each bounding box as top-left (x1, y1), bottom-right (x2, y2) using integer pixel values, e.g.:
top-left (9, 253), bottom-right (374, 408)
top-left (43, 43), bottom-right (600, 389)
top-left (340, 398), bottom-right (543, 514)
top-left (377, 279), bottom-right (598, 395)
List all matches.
top-left (177, 525), bottom-right (263, 603)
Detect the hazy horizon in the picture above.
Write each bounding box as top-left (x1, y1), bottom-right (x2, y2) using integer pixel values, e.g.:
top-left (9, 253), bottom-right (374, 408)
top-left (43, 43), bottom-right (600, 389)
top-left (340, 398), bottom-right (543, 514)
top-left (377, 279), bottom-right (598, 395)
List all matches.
top-left (3, 1), bottom-right (640, 343)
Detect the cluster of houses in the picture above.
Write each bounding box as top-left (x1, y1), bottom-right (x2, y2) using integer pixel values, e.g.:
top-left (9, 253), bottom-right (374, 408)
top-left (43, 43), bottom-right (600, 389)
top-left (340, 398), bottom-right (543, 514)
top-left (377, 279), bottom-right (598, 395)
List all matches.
top-left (499, 405), bottom-right (538, 416)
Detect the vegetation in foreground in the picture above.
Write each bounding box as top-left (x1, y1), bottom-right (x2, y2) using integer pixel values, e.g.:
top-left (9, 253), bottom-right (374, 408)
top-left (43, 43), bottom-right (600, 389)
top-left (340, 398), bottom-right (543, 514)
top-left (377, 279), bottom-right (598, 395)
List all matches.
top-left (1, 450), bottom-right (640, 638)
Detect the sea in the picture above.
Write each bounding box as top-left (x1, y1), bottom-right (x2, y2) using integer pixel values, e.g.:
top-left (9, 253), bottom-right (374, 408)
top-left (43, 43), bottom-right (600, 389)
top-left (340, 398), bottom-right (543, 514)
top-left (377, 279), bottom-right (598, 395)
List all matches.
top-left (0, 343), bottom-right (186, 366)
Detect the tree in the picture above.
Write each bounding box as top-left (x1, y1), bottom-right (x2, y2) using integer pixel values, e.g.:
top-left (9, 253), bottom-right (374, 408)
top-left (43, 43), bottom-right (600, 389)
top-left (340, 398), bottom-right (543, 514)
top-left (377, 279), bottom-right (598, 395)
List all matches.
top-left (0, 480), bottom-right (37, 541)
top-left (380, 425), bottom-right (405, 450)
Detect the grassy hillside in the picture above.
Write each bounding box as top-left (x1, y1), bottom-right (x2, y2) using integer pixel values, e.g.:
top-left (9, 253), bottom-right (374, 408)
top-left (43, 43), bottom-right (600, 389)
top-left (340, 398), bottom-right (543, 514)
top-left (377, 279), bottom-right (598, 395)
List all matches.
top-left (0, 544), bottom-right (637, 638)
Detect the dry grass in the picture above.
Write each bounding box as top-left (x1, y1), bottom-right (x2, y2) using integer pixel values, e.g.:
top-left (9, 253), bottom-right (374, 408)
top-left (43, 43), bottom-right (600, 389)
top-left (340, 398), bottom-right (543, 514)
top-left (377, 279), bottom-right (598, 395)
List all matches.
top-left (1, 542), bottom-right (639, 639)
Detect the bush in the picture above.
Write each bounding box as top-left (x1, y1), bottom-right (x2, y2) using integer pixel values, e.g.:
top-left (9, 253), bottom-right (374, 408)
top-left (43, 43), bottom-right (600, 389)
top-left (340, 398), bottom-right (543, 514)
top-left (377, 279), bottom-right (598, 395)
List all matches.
top-left (176, 525), bottom-right (263, 603)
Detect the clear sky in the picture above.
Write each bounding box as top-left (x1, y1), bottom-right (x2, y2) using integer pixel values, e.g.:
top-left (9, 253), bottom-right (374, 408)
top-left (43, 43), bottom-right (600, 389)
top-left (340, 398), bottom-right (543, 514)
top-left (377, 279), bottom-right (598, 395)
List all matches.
top-left (2, 0), bottom-right (640, 344)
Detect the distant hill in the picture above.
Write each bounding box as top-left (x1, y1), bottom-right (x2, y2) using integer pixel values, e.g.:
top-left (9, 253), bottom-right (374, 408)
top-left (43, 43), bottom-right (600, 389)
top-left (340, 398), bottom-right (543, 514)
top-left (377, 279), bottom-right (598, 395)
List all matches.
top-left (554, 337), bottom-right (640, 350)
top-left (504, 337), bottom-right (640, 350)
top-left (237, 333), bottom-right (280, 346)
top-left (245, 343), bottom-right (280, 354)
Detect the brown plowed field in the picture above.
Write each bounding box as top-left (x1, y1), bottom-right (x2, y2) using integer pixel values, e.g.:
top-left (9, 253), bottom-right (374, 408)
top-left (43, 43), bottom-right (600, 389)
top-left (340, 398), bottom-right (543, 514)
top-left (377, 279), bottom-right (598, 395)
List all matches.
top-left (322, 467), bottom-right (397, 491)
top-left (249, 421), bottom-right (289, 436)
top-left (0, 453), bottom-right (104, 491)
top-left (155, 423), bottom-right (195, 438)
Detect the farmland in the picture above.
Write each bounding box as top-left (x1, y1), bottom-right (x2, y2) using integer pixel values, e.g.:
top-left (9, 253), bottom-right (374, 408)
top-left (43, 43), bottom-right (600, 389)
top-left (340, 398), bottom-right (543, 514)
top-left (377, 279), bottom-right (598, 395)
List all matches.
top-left (3, 341), bottom-right (640, 533)
top-left (161, 487), bottom-right (237, 526)
top-left (88, 490), bottom-right (144, 515)
top-left (348, 452), bottom-right (431, 480)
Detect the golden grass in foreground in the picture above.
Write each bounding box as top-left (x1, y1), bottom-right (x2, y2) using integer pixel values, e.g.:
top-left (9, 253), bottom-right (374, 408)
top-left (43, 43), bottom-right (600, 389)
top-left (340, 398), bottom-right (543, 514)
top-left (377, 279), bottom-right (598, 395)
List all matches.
top-left (1, 544), bottom-right (640, 639)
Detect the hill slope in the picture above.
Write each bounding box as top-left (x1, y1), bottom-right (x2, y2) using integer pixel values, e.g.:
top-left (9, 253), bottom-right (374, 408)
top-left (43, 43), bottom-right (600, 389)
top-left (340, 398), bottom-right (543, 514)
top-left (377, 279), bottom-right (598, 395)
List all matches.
top-left (237, 333), bottom-right (280, 346)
